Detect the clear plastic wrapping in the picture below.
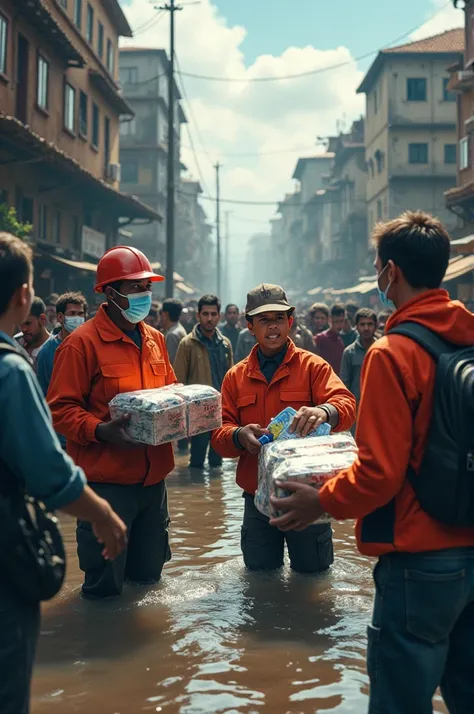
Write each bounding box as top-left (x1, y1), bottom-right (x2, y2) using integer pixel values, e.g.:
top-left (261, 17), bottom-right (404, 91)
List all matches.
top-left (255, 432), bottom-right (357, 523)
top-left (109, 389), bottom-right (187, 446)
top-left (109, 383), bottom-right (222, 446)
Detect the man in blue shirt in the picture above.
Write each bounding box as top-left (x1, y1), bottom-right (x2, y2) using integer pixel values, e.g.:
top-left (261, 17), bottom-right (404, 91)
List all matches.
top-left (0, 232), bottom-right (127, 714)
top-left (37, 291), bottom-right (88, 396)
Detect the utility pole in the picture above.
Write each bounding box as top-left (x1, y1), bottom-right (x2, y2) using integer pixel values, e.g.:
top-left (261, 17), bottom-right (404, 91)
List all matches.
top-left (224, 210), bottom-right (232, 304)
top-left (215, 162), bottom-right (221, 297)
top-left (159, 0), bottom-right (182, 296)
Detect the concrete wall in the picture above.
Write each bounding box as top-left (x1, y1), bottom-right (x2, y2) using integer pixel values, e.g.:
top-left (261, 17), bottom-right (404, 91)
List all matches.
top-left (0, 0), bottom-right (122, 184)
top-left (389, 129), bottom-right (458, 178)
top-left (390, 178), bottom-right (456, 230)
top-left (386, 57), bottom-right (458, 126)
top-left (299, 158), bottom-right (333, 204)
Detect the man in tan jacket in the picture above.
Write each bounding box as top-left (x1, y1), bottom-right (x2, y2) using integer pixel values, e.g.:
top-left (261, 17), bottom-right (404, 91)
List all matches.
top-left (174, 294), bottom-right (233, 469)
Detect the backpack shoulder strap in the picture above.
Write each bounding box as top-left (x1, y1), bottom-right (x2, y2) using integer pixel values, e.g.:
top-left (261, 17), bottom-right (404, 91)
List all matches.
top-left (387, 321), bottom-right (458, 361)
top-left (0, 340), bottom-right (31, 364)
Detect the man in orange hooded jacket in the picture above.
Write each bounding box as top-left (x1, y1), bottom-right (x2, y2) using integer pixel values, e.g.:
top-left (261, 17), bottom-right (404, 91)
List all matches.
top-left (211, 284), bottom-right (356, 573)
top-left (271, 211), bottom-right (474, 714)
top-left (48, 246), bottom-right (176, 599)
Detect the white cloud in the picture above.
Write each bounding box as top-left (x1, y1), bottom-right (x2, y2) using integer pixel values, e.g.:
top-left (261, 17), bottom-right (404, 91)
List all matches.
top-left (411, 0), bottom-right (463, 40)
top-left (120, 0), bottom-right (460, 297)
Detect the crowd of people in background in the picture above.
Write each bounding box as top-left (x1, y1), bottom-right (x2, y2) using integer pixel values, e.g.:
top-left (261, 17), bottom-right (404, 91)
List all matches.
top-left (16, 288), bottom-right (393, 421)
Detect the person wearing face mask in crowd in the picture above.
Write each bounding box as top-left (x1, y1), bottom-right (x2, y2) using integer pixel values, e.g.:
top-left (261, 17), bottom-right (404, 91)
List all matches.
top-left (36, 292), bottom-right (88, 398)
top-left (48, 246), bottom-right (177, 599)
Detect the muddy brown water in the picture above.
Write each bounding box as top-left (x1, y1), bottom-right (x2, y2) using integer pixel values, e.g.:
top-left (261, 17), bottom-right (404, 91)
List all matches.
top-left (31, 458), bottom-right (448, 714)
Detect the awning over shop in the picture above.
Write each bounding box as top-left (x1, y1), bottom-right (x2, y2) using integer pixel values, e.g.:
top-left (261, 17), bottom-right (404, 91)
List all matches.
top-left (443, 255), bottom-right (474, 282)
top-left (176, 281), bottom-right (196, 295)
top-left (331, 280), bottom-right (377, 296)
top-left (46, 254), bottom-right (98, 272)
top-left (450, 235), bottom-right (474, 255)
top-left (307, 286), bottom-right (323, 296)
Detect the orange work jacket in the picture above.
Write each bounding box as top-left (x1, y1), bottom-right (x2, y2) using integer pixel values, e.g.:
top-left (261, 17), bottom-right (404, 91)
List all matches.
top-left (48, 305), bottom-right (176, 486)
top-left (211, 340), bottom-right (356, 494)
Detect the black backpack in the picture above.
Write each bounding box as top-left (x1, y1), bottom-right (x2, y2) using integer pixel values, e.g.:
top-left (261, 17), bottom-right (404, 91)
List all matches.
top-left (388, 322), bottom-right (474, 527)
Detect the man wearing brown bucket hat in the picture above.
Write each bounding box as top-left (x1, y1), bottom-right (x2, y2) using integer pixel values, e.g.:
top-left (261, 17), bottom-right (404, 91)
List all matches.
top-left (212, 284), bottom-right (356, 572)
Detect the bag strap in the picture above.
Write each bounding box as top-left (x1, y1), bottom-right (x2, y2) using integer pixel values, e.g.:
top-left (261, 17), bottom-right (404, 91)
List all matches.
top-left (388, 321), bottom-right (459, 361)
top-left (0, 340), bottom-right (31, 365)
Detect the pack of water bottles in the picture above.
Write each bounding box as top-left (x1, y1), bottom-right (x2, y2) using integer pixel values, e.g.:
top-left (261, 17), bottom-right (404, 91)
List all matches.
top-left (255, 407), bottom-right (357, 522)
top-left (109, 384), bottom-right (222, 446)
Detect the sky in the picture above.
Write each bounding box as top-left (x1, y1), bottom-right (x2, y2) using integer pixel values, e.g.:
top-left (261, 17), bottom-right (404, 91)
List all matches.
top-left (119, 0), bottom-right (463, 299)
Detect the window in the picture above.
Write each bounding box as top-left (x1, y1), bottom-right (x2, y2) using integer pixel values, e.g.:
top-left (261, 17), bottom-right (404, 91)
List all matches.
top-left (72, 216), bottom-right (81, 251)
top-left (86, 4), bottom-right (94, 44)
top-left (59, 0), bottom-right (68, 7)
top-left (38, 204), bottom-right (48, 242)
top-left (444, 144), bottom-right (457, 164)
top-left (106, 39), bottom-right (114, 75)
top-left (376, 199), bottom-right (383, 221)
top-left (64, 82), bottom-right (76, 132)
top-left (460, 136), bottom-right (470, 170)
top-left (97, 22), bottom-right (104, 59)
top-left (442, 77), bottom-right (456, 102)
top-left (0, 12), bottom-right (7, 75)
top-left (408, 143), bottom-right (429, 164)
top-left (368, 158), bottom-right (374, 177)
top-left (36, 55), bottom-right (49, 110)
top-left (407, 77), bottom-right (427, 101)
top-left (120, 67), bottom-right (138, 85)
top-left (121, 157), bottom-right (139, 183)
top-left (119, 117), bottom-right (136, 136)
top-left (374, 89), bottom-right (378, 115)
top-left (74, 0), bottom-right (82, 29)
top-left (92, 102), bottom-right (99, 147)
top-left (79, 91), bottom-right (88, 136)
top-left (52, 209), bottom-right (61, 245)
top-left (104, 116), bottom-right (110, 166)
top-left (375, 149), bottom-right (384, 173)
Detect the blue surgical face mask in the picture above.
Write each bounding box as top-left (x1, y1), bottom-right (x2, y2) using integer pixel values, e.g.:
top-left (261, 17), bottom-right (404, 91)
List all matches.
top-left (112, 290), bottom-right (153, 324)
top-left (377, 264), bottom-right (396, 311)
top-left (64, 316), bottom-right (85, 333)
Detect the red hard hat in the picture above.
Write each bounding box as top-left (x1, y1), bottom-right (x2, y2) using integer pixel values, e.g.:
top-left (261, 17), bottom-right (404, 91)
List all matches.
top-left (94, 246), bottom-right (164, 293)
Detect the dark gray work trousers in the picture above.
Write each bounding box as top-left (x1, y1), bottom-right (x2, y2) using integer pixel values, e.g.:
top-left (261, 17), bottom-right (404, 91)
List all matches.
top-left (77, 480), bottom-right (171, 599)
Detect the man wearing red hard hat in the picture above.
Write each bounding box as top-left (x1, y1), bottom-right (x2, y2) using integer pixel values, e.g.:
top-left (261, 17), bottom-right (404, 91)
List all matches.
top-left (48, 246), bottom-right (177, 599)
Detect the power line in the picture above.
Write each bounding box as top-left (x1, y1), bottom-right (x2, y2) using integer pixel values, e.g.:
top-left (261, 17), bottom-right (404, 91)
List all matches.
top-left (175, 54), bottom-right (213, 162)
top-left (177, 190), bottom-right (368, 208)
top-left (131, 9), bottom-right (166, 36)
top-left (179, 143), bottom-right (322, 158)
top-left (176, 1), bottom-right (452, 83)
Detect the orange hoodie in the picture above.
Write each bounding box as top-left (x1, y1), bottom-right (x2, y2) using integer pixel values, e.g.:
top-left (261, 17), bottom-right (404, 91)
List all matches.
top-left (319, 289), bottom-right (474, 557)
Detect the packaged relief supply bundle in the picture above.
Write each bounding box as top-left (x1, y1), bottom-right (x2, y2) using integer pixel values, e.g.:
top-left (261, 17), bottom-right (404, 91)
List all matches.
top-left (165, 384), bottom-right (222, 437)
top-left (255, 432), bottom-right (357, 523)
top-left (109, 389), bottom-right (187, 446)
top-left (109, 384), bottom-right (222, 446)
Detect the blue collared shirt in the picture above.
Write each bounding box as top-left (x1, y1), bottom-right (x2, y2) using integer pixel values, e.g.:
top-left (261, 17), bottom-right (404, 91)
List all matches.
top-left (0, 331), bottom-right (86, 510)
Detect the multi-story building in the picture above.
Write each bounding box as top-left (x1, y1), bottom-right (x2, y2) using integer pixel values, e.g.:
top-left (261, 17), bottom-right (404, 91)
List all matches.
top-left (176, 178), bottom-right (213, 292)
top-left (0, 0), bottom-right (159, 299)
top-left (358, 28), bottom-right (463, 237)
top-left (119, 46), bottom-right (187, 262)
top-left (446, 2), bottom-right (474, 232)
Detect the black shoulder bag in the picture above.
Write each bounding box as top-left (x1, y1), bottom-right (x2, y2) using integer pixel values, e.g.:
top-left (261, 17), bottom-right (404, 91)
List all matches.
top-left (0, 341), bottom-right (66, 603)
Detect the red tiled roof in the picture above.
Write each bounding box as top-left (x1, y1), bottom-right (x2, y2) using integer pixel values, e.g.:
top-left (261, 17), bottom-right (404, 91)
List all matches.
top-left (358, 28), bottom-right (464, 94)
top-left (383, 28), bottom-right (464, 55)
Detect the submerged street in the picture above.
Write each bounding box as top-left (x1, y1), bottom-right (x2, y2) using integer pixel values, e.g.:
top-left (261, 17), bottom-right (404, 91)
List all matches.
top-left (31, 457), bottom-right (448, 714)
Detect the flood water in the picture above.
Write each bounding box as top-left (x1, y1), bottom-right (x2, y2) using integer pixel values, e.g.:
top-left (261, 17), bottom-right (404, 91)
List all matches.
top-left (31, 457), bottom-right (448, 714)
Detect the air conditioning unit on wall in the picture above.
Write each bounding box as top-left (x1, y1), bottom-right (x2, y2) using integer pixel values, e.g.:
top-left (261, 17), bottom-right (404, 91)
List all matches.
top-left (107, 163), bottom-right (121, 182)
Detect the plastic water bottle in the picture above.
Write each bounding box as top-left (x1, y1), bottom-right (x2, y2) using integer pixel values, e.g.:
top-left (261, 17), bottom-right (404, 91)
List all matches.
top-left (258, 433), bottom-right (274, 446)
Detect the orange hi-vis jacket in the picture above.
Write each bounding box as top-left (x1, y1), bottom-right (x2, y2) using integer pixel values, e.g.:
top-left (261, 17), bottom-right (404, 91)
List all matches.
top-left (319, 290), bottom-right (474, 557)
top-left (48, 305), bottom-right (176, 486)
top-left (211, 340), bottom-right (356, 494)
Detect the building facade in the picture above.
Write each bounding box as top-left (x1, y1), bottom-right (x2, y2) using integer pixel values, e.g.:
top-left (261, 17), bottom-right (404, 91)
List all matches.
top-left (0, 0), bottom-right (159, 300)
top-left (119, 47), bottom-right (186, 263)
top-left (358, 28), bottom-right (463, 237)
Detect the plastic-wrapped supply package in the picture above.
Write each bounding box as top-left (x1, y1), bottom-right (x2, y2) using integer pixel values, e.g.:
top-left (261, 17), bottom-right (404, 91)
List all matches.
top-left (255, 432), bottom-right (357, 520)
top-left (109, 389), bottom-right (187, 446)
top-left (272, 448), bottom-right (357, 523)
top-left (166, 384), bottom-right (222, 437)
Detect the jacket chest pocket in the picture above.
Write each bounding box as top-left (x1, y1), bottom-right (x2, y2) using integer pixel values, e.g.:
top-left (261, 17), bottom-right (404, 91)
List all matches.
top-left (101, 363), bottom-right (137, 402)
top-left (148, 360), bottom-right (167, 389)
top-left (236, 394), bottom-right (258, 424)
top-left (280, 390), bottom-right (313, 410)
